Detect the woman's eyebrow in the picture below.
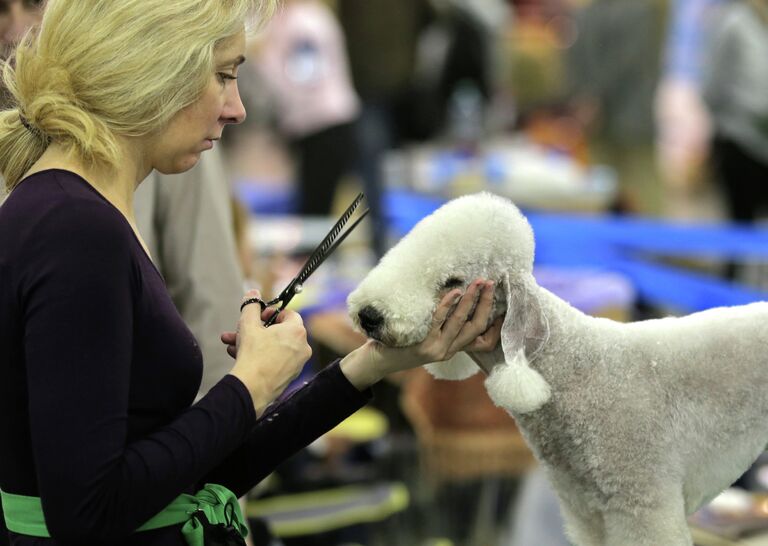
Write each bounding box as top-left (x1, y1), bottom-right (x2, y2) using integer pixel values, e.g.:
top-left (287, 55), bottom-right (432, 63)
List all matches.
top-left (219, 55), bottom-right (246, 68)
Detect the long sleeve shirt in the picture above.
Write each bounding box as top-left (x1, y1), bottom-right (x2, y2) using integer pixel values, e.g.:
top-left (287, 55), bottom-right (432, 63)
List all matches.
top-left (0, 169), bottom-right (370, 545)
top-left (134, 148), bottom-right (245, 399)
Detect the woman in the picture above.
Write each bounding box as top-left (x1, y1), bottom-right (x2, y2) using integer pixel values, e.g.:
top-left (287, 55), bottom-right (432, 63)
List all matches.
top-left (0, 1), bottom-right (502, 544)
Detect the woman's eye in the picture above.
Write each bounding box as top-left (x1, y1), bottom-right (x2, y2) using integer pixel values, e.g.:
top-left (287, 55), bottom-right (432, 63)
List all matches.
top-left (217, 72), bottom-right (238, 84)
top-left (441, 277), bottom-right (464, 289)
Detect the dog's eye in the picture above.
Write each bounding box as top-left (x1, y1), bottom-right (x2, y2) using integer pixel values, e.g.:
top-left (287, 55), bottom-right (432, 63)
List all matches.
top-left (441, 277), bottom-right (465, 289)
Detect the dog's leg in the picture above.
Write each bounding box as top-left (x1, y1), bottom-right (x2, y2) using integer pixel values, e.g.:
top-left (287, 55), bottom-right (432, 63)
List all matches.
top-left (560, 502), bottom-right (605, 546)
top-left (603, 495), bottom-right (692, 546)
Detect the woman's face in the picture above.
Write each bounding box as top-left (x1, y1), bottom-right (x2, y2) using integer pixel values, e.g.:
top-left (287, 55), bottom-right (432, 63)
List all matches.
top-left (147, 29), bottom-right (247, 174)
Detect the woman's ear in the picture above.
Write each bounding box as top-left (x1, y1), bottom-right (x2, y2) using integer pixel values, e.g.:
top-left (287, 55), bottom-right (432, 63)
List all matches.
top-left (485, 272), bottom-right (551, 413)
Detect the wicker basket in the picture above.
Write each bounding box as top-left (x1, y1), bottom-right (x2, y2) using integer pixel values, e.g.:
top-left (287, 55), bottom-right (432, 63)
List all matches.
top-left (401, 368), bottom-right (536, 484)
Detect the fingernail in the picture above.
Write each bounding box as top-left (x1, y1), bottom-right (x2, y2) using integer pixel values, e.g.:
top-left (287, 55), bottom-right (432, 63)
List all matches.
top-left (452, 292), bottom-right (461, 304)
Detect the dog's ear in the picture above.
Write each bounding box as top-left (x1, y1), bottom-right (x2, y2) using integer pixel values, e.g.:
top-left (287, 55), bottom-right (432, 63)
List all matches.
top-left (484, 272), bottom-right (551, 413)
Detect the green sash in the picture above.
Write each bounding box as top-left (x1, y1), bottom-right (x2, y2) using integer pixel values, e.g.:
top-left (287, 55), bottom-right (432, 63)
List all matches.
top-left (0, 483), bottom-right (248, 546)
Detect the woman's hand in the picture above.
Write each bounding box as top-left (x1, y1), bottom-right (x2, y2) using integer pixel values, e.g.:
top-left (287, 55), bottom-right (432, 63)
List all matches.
top-left (225, 290), bottom-right (312, 416)
top-left (340, 279), bottom-right (503, 390)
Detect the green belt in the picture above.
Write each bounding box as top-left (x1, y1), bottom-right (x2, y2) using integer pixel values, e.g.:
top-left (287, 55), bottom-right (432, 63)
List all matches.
top-left (0, 483), bottom-right (248, 546)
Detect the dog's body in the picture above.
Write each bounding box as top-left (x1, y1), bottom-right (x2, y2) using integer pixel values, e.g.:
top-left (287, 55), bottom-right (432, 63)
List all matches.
top-left (347, 192), bottom-right (768, 546)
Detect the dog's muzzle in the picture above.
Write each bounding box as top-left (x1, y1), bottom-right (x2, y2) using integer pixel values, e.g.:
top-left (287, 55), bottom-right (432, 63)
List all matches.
top-left (357, 305), bottom-right (384, 336)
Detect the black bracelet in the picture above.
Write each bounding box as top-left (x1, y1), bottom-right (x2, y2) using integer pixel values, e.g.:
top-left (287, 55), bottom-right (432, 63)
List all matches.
top-left (240, 297), bottom-right (267, 312)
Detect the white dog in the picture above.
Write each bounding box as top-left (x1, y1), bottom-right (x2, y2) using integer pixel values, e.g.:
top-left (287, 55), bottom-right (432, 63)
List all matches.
top-left (347, 192), bottom-right (768, 546)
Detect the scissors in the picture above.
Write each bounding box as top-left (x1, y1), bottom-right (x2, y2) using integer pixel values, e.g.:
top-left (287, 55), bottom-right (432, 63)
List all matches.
top-left (240, 193), bottom-right (369, 326)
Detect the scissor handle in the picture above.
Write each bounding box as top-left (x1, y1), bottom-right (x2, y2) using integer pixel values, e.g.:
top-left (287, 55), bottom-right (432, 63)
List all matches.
top-left (263, 299), bottom-right (286, 327)
top-left (262, 282), bottom-right (304, 327)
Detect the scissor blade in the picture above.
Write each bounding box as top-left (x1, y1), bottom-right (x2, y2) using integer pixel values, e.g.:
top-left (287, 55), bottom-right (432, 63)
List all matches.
top-left (263, 200), bottom-right (367, 328)
top-left (271, 193), bottom-right (367, 308)
top-left (290, 193), bottom-right (365, 284)
top-left (296, 208), bottom-right (369, 285)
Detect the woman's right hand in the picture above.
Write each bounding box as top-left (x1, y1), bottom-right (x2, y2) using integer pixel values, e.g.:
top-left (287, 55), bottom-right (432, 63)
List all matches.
top-left (226, 290), bottom-right (312, 416)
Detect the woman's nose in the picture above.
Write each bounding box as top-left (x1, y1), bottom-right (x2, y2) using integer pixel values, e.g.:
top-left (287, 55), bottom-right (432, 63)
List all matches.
top-left (222, 85), bottom-right (247, 125)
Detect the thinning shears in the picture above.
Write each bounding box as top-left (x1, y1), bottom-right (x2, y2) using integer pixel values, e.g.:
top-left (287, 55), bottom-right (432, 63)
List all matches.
top-left (240, 193), bottom-right (369, 326)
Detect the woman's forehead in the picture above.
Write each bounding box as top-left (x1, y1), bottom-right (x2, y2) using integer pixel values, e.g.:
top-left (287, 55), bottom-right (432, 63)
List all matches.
top-left (215, 29), bottom-right (246, 65)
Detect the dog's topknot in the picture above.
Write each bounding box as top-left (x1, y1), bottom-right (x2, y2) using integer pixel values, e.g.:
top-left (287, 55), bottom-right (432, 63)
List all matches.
top-left (382, 192), bottom-right (535, 274)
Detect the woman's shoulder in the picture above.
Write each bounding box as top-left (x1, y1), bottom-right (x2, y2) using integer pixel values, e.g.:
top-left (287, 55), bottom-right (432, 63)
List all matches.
top-left (6, 169), bottom-right (123, 221)
top-left (0, 169), bottom-right (134, 255)
top-left (11, 168), bottom-right (105, 203)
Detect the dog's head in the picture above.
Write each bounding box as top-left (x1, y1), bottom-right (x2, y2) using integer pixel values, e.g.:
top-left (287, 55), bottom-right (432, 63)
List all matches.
top-left (348, 192), bottom-right (552, 413)
top-left (348, 193), bottom-right (534, 346)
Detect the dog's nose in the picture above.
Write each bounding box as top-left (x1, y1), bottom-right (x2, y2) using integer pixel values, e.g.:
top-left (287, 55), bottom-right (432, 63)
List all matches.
top-left (358, 305), bottom-right (384, 334)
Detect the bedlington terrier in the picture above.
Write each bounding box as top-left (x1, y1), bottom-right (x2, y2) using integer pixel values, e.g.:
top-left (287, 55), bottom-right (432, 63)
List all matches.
top-left (347, 192), bottom-right (768, 546)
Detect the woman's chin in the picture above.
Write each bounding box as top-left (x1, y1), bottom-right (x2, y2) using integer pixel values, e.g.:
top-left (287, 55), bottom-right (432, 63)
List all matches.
top-left (156, 154), bottom-right (202, 175)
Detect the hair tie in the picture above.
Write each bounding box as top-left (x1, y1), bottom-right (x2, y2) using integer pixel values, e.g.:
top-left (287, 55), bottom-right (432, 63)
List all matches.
top-left (19, 114), bottom-right (49, 144)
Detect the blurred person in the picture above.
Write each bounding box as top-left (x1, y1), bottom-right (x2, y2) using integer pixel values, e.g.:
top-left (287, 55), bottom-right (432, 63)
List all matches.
top-left (1, 0), bottom-right (40, 45)
top-left (702, 0), bottom-right (768, 283)
top-left (702, 0), bottom-right (768, 227)
top-left (566, 0), bottom-right (667, 216)
top-left (0, 2), bottom-right (10, 53)
top-left (337, 0), bottom-right (435, 258)
top-left (0, 1), bottom-right (42, 61)
top-left (0, 5), bottom-right (504, 546)
top-left (255, 0), bottom-right (359, 218)
top-left (0, 1), bottom-right (42, 113)
top-left (655, 0), bottom-right (723, 191)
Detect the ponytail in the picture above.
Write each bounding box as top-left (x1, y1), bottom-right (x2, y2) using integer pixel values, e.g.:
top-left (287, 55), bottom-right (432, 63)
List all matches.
top-left (0, 108), bottom-right (48, 193)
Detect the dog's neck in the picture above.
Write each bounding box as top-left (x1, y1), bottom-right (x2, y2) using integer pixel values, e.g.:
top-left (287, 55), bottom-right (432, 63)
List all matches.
top-left (472, 285), bottom-right (598, 376)
top-left (525, 286), bottom-right (605, 372)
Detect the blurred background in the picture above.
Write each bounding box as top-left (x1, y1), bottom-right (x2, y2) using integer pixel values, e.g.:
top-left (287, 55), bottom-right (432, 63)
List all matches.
top-left (5, 0), bottom-right (768, 544)
top-left (217, 1), bottom-right (768, 544)
top-left (223, 0), bottom-right (768, 544)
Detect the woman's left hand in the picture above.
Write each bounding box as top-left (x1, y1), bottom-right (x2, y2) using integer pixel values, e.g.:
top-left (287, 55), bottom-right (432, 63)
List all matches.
top-left (340, 279), bottom-right (502, 389)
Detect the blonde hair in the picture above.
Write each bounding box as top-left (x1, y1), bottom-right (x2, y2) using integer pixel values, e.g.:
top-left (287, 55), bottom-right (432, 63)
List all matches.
top-left (0, 0), bottom-right (276, 192)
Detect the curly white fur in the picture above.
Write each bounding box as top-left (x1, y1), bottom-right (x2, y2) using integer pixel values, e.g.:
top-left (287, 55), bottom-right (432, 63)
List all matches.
top-left (347, 192), bottom-right (768, 546)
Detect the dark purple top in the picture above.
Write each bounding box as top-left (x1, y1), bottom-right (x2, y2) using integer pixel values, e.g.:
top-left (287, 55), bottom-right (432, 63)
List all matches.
top-left (0, 170), bottom-right (370, 545)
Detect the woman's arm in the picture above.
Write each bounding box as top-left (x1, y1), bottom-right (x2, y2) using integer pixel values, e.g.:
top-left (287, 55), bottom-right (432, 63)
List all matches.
top-left (205, 280), bottom-right (502, 495)
top-left (22, 200), bottom-right (257, 542)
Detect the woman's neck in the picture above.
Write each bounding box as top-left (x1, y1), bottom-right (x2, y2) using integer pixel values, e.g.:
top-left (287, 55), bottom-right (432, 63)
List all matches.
top-left (24, 140), bottom-right (150, 224)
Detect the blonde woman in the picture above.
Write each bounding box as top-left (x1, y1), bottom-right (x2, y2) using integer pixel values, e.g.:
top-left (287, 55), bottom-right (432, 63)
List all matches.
top-left (0, 1), bottom-right (502, 544)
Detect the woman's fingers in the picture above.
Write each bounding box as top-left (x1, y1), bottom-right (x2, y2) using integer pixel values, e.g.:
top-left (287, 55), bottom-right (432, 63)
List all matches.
top-left (241, 288), bottom-right (262, 306)
top-left (240, 289), bottom-right (266, 328)
top-left (464, 315), bottom-right (503, 352)
top-left (440, 280), bottom-right (483, 341)
top-left (415, 280), bottom-right (486, 363)
top-left (449, 280), bottom-right (496, 352)
top-left (430, 289), bottom-right (462, 330)
top-left (267, 308), bottom-right (304, 326)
